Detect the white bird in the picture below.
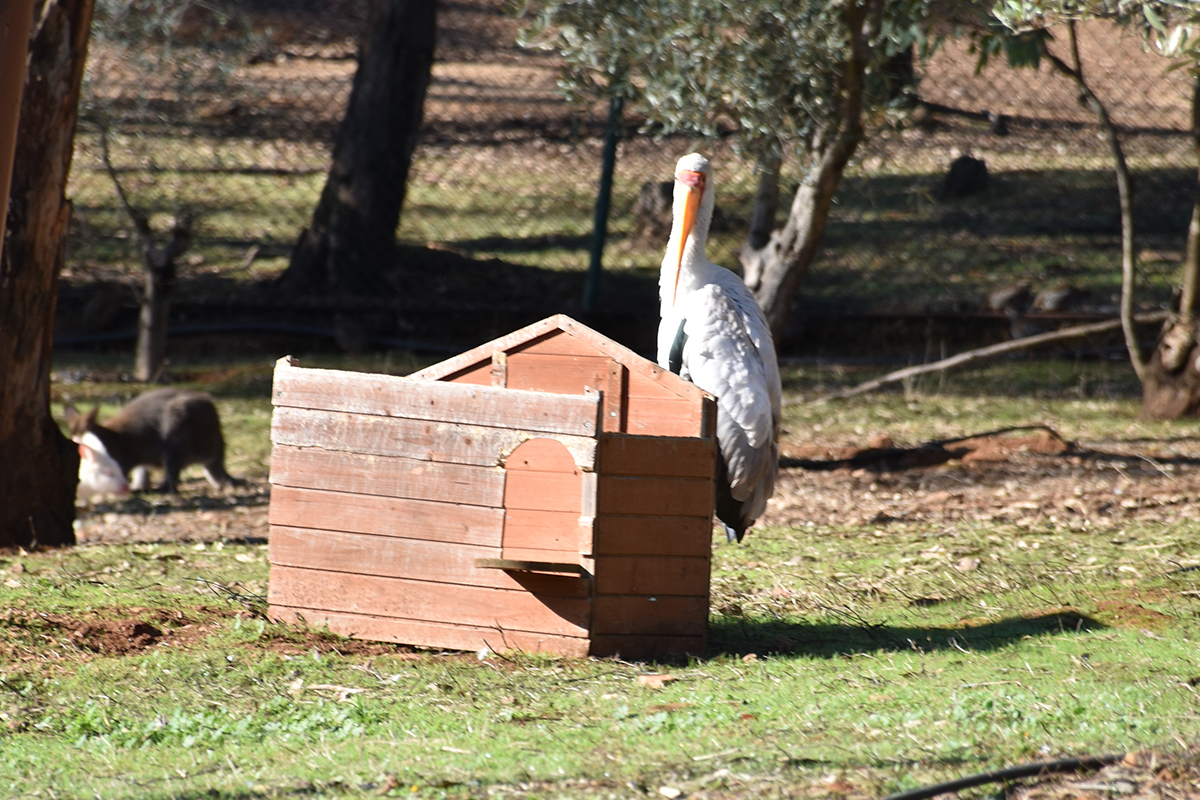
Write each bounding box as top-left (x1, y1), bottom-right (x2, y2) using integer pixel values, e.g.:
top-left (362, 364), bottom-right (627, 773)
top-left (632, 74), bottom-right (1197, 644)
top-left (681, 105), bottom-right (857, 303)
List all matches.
top-left (657, 153), bottom-right (782, 542)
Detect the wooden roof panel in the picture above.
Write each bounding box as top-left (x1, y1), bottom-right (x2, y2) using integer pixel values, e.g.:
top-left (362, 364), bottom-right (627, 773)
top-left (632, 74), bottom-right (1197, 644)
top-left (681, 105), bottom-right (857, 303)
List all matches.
top-left (409, 315), bottom-right (709, 405)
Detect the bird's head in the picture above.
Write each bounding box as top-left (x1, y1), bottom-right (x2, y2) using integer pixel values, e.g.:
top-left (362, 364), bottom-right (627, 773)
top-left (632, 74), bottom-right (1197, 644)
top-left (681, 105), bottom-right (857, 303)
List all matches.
top-left (664, 153), bottom-right (714, 306)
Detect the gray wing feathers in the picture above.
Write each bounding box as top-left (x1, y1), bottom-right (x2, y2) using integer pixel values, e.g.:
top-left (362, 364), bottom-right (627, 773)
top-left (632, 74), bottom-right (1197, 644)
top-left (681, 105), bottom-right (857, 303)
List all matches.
top-left (680, 280), bottom-right (781, 520)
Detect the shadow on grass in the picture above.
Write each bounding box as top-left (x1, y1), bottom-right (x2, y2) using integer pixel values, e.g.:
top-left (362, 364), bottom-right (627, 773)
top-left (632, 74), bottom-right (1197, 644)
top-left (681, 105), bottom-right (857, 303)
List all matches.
top-left (447, 232), bottom-right (592, 254)
top-left (80, 485), bottom-right (269, 518)
top-left (708, 609), bottom-right (1102, 660)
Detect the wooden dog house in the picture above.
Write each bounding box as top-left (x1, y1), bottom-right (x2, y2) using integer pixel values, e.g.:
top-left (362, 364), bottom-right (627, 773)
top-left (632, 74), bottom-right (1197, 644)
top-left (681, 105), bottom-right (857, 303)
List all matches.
top-left (267, 315), bottom-right (717, 659)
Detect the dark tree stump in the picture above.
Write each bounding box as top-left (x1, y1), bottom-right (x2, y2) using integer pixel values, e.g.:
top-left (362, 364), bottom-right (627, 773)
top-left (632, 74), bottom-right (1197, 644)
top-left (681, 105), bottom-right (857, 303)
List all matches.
top-left (1141, 321), bottom-right (1200, 419)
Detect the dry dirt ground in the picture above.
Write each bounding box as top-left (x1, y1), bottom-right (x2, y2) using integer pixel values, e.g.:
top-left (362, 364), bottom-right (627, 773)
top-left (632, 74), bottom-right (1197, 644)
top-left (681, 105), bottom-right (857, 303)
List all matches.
top-left (71, 427), bottom-right (1200, 547)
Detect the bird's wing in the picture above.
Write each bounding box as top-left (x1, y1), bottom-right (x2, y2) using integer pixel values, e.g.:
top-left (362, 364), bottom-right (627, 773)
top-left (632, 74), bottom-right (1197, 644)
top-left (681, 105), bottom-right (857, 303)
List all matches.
top-left (680, 280), bottom-right (781, 502)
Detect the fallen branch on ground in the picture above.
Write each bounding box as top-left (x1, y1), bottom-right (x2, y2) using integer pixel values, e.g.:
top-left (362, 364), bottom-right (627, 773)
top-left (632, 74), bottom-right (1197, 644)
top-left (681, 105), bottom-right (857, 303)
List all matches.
top-left (781, 424), bottom-right (1067, 472)
top-left (880, 754), bottom-right (1123, 800)
top-left (826, 311), bottom-right (1170, 400)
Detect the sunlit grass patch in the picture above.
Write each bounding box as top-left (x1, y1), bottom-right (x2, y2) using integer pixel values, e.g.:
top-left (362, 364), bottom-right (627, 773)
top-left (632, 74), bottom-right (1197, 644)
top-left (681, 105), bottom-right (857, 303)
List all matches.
top-left (18, 354), bottom-right (1200, 797)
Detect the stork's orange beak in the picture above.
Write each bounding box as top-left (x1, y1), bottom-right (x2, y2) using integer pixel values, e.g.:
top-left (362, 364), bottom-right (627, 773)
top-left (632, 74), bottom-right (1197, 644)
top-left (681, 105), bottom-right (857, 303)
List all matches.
top-left (668, 169), bottom-right (705, 305)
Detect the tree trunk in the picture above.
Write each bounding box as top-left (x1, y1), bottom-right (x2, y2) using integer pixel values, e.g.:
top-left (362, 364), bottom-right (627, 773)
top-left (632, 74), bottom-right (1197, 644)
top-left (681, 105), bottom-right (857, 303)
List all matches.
top-left (741, 151), bottom-right (781, 291)
top-left (0, 0), bottom-right (94, 548)
top-left (741, 0), bottom-right (875, 344)
top-left (0, 0), bottom-right (35, 241)
top-left (133, 217), bottom-right (190, 382)
top-left (1141, 75), bottom-right (1200, 419)
top-left (134, 248), bottom-right (175, 382)
top-left (1046, 23), bottom-right (1144, 382)
top-left (277, 0), bottom-right (437, 297)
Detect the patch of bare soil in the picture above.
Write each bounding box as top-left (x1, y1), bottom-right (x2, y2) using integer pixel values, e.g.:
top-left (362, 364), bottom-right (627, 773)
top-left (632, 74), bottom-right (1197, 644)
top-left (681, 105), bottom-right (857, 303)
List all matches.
top-left (73, 476), bottom-right (271, 546)
top-left (768, 428), bottom-right (1200, 533)
top-left (0, 607), bottom-right (219, 661)
top-left (1011, 750), bottom-right (1200, 800)
top-left (0, 603), bottom-right (424, 663)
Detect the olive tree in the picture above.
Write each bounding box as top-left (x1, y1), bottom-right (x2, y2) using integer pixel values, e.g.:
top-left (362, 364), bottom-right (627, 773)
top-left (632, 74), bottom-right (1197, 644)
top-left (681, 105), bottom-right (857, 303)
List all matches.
top-left (988, 0), bottom-right (1200, 417)
top-left (1138, 2), bottom-right (1200, 417)
top-left (521, 0), bottom-right (935, 343)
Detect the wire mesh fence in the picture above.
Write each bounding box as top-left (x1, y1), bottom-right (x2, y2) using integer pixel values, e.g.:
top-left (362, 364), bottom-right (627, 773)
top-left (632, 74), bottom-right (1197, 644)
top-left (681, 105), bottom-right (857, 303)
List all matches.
top-left (62, 0), bottom-right (1197, 354)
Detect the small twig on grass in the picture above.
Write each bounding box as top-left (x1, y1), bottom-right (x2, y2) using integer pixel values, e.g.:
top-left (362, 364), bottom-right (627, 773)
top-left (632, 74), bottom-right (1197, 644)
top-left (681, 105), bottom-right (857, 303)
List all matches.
top-left (824, 312), bottom-right (1169, 400)
top-left (880, 754), bottom-right (1124, 800)
top-left (194, 577), bottom-right (268, 619)
top-left (1136, 454), bottom-right (1177, 480)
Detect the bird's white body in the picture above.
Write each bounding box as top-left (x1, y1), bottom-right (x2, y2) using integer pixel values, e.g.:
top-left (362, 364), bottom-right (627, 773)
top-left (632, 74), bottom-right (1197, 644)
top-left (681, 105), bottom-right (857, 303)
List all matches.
top-left (76, 431), bottom-right (131, 500)
top-left (657, 153), bottom-right (782, 541)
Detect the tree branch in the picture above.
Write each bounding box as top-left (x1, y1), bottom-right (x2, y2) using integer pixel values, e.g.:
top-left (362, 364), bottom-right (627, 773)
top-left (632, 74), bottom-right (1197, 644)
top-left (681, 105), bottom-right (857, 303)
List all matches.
top-left (97, 124), bottom-right (151, 247)
top-left (826, 311), bottom-right (1170, 400)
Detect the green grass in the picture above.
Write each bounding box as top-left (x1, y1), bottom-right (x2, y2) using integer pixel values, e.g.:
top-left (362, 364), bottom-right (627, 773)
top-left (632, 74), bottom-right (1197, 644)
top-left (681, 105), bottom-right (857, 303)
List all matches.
top-left (8, 354), bottom-right (1198, 797)
top-left (2, 522), bottom-right (1196, 798)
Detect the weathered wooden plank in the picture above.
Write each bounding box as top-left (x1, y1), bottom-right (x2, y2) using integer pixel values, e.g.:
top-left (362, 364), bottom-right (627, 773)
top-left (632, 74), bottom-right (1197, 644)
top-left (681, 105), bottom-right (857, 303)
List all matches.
top-left (505, 352), bottom-right (612, 397)
top-left (269, 606), bottom-right (590, 657)
top-left (603, 360), bottom-right (627, 433)
top-left (498, 546), bottom-right (582, 567)
top-left (269, 566), bottom-right (590, 637)
top-left (597, 475), bottom-right (713, 518)
top-left (497, 569), bottom-right (593, 600)
top-left (512, 329), bottom-right (604, 359)
top-left (490, 351), bottom-right (507, 387)
top-left (269, 486), bottom-right (504, 547)
top-left (504, 437), bottom-right (578, 472)
top-left (593, 515), bottom-right (712, 557)
top-left (591, 596), bottom-right (709, 637)
top-left (621, 397), bottom-right (706, 438)
top-left (409, 320), bottom-right (573, 381)
top-left (623, 362), bottom-right (697, 400)
top-left (407, 316), bottom-right (708, 404)
top-left (501, 509), bottom-right (586, 552)
top-left (272, 359), bottom-right (601, 437)
top-left (268, 522), bottom-right (591, 598)
top-left (593, 556), bottom-right (710, 597)
top-left (475, 558), bottom-right (584, 575)
top-left (271, 407), bottom-right (597, 470)
top-left (271, 526), bottom-right (493, 585)
top-left (590, 634), bottom-right (706, 660)
top-left (504, 470), bottom-right (582, 514)
top-left (599, 435), bottom-right (716, 478)
top-left (445, 362), bottom-right (491, 385)
top-left (270, 445), bottom-right (504, 507)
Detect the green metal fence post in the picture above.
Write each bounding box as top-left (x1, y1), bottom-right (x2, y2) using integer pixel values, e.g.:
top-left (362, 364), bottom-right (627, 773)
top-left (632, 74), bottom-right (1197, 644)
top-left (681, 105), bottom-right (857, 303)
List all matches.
top-left (582, 96), bottom-right (623, 312)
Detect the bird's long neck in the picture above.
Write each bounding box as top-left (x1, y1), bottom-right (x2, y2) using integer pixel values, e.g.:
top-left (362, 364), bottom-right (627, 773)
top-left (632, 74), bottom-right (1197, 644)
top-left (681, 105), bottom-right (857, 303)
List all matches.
top-left (660, 192), bottom-right (715, 316)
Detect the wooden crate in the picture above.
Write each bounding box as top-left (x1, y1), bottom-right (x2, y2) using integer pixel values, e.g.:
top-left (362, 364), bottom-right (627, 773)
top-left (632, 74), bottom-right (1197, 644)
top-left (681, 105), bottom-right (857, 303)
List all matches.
top-left (267, 315), bottom-right (717, 659)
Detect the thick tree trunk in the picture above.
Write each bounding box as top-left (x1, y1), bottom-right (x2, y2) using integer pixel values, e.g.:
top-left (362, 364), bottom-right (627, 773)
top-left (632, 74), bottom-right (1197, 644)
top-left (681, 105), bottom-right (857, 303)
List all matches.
top-left (0, 0), bottom-right (35, 240)
top-left (277, 0), bottom-right (436, 297)
top-left (741, 0), bottom-right (874, 344)
top-left (1141, 75), bottom-right (1200, 420)
top-left (747, 158), bottom-right (781, 252)
top-left (741, 152), bottom-right (781, 291)
top-left (0, 0), bottom-right (94, 548)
